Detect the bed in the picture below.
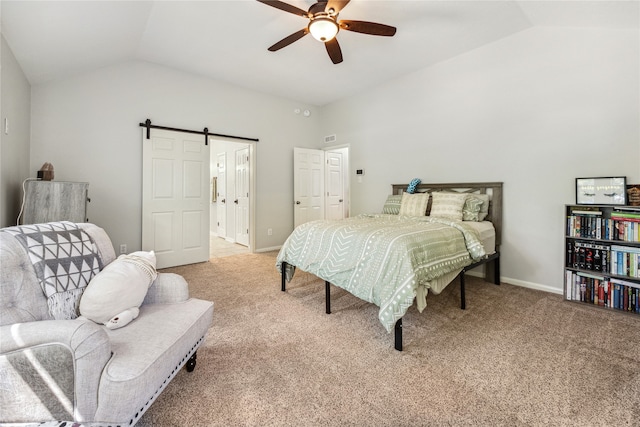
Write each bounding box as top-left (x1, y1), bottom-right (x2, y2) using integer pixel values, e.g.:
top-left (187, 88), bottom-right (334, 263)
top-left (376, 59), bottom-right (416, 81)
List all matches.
top-left (277, 182), bottom-right (503, 351)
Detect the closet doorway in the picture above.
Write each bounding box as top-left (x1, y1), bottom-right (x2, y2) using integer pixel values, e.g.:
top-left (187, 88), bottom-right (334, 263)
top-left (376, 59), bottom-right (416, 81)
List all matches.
top-left (294, 146), bottom-right (349, 228)
top-left (210, 138), bottom-right (255, 259)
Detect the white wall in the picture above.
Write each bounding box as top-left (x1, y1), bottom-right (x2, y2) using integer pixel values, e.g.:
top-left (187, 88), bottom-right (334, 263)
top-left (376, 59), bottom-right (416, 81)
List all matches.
top-left (0, 35), bottom-right (31, 228)
top-left (321, 26), bottom-right (640, 292)
top-left (24, 25), bottom-right (640, 292)
top-left (30, 61), bottom-right (321, 252)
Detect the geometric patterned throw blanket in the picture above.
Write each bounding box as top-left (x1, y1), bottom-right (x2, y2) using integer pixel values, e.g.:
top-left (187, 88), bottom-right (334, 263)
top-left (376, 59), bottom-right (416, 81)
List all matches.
top-left (2, 221), bottom-right (103, 320)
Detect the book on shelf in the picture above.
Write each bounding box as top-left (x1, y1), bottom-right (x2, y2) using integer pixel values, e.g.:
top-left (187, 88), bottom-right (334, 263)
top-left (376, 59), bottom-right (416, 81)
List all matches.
top-left (565, 204), bottom-right (640, 314)
top-left (609, 245), bottom-right (640, 278)
top-left (567, 241), bottom-right (610, 272)
top-left (612, 206), bottom-right (640, 212)
top-left (565, 271), bottom-right (640, 312)
top-left (571, 209), bottom-right (603, 216)
top-left (609, 277), bottom-right (640, 289)
top-left (611, 212), bottom-right (640, 220)
top-left (569, 206), bottom-right (603, 215)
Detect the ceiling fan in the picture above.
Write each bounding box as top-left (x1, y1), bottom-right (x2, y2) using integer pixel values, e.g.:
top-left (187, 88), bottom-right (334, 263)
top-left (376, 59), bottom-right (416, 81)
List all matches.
top-left (256, 0), bottom-right (396, 64)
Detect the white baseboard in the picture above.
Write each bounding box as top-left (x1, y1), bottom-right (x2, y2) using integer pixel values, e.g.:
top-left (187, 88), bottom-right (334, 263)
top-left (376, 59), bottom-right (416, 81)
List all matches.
top-left (256, 245), bottom-right (282, 253)
top-left (465, 271), bottom-right (563, 295)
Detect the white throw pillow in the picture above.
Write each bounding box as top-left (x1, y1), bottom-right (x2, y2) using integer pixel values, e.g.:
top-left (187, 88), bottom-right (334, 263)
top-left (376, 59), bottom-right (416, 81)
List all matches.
top-left (398, 192), bottom-right (429, 217)
top-left (430, 192), bottom-right (468, 221)
top-left (80, 251), bottom-right (158, 328)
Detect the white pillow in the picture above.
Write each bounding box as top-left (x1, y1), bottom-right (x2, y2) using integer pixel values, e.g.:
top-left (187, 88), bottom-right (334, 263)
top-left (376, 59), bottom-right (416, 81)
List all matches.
top-left (398, 192), bottom-right (429, 217)
top-left (430, 192), bottom-right (468, 221)
top-left (80, 251), bottom-right (158, 328)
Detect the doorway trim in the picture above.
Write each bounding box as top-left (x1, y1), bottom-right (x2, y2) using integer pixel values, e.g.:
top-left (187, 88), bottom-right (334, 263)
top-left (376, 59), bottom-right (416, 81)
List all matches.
top-left (210, 138), bottom-right (256, 254)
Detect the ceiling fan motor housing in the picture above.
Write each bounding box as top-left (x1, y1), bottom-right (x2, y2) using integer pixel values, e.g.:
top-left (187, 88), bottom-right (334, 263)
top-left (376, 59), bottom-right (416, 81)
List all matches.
top-left (308, 15), bottom-right (339, 42)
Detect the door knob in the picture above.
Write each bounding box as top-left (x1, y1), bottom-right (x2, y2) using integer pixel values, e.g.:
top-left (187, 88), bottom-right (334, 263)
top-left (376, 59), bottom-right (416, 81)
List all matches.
top-left (339, 199), bottom-right (343, 202)
top-left (234, 199), bottom-right (239, 204)
top-left (296, 201), bottom-right (301, 205)
top-left (221, 198), bottom-right (225, 203)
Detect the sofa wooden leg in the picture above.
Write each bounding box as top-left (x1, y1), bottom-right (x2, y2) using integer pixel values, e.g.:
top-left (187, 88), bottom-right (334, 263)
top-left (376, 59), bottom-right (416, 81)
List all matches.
top-left (186, 351), bottom-right (197, 372)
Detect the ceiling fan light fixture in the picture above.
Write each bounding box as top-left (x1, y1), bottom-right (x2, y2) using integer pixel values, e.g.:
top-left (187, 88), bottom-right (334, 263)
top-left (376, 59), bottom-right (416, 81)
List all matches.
top-left (308, 17), bottom-right (339, 42)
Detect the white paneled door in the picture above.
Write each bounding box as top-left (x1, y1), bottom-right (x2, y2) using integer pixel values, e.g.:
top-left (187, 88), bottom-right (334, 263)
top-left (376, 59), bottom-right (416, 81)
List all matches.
top-left (325, 148), bottom-right (348, 220)
top-left (294, 147), bottom-right (324, 228)
top-left (142, 129), bottom-right (210, 269)
top-left (234, 147), bottom-right (249, 246)
top-left (216, 152), bottom-right (227, 238)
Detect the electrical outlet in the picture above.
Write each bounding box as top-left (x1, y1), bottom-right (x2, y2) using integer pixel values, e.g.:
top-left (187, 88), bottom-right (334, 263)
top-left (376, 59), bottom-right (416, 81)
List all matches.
top-left (267, 228), bottom-right (273, 236)
top-left (119, 244), bottom-right (127, 254)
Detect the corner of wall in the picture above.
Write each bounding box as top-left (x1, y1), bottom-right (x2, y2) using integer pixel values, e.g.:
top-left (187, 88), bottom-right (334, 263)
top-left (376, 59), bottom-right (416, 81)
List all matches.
top-left (1, 34), bottom-right (32, 227)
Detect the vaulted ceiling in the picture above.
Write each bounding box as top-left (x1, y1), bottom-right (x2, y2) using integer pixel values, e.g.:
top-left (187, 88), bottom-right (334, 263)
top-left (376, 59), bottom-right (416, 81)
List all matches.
top-left (2, 1), bottom-right (638, 106)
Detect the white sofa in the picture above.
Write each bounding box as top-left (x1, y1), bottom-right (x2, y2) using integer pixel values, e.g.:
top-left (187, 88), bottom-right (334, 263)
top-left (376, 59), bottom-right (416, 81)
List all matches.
top-left (0, 222), bottom-right (214, 426)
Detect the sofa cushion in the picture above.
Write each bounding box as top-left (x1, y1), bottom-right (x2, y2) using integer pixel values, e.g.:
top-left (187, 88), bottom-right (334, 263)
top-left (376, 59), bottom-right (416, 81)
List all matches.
top-left (94, 298), bottom-right (213, 424)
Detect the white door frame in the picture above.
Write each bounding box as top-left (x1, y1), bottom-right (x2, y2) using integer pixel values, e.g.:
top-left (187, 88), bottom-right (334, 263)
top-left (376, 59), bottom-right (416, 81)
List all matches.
top-left (216, 152), bottom-right (227, 238)
top-left (293, 146), bottom-right (350, 227)
top-left (234, 146), bottom-right (250, 247)
top-left (210, 138), bottom-right (256, 253)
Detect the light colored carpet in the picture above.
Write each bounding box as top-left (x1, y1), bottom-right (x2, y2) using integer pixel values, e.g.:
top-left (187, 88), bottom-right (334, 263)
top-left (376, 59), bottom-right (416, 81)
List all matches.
top-left (137, 252), bottom-right (640, 426)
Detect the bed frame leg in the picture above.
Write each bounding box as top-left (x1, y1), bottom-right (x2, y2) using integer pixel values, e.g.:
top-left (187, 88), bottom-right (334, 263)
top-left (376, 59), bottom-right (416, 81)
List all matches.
top-left (494, 255), bottom-right (501, 285)
top-left (485, 252), bottom-right (501, 286)
top-left (460, 273), bottom-right (466, 310)
top-left (394, 319), bottom-right (403, 351)
top-left (325, 281), bottom-right (331, 314)
top-left (281, 262), bottom-right (287, 292)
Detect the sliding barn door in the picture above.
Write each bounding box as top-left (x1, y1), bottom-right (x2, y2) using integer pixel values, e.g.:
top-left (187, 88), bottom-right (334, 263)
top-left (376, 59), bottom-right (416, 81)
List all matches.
top-left (142, 128), bottom-right (210, 268)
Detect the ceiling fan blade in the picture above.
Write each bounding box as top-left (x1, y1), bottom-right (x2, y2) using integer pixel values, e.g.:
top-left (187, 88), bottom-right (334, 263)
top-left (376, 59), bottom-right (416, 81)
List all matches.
top-left (339, 20), bottom-right (396, 37)
top-left (256, 0), bottom-right (309, 18)
top-left (324, 38), bottom-right (343, 64)
top-left (325, 0), bottom-right (350, 14)
top-left (268, 28), bottom-right (309, 52)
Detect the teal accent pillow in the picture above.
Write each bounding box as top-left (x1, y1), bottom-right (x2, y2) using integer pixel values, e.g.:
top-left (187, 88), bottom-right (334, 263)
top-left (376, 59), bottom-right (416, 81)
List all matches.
top-left (406, 178), bottom-right (421, 194)
top-left (382, 195), bottom-right (402, 214)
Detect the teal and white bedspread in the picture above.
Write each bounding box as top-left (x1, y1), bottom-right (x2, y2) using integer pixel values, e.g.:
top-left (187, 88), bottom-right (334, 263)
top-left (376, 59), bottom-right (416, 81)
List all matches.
top-left (276, 214), bottom-right (487, 333)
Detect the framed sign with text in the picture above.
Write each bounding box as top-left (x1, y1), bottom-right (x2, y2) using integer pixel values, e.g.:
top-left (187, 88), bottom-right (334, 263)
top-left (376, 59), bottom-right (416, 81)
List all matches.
top-left (576, 177), bottom-right (627, 205)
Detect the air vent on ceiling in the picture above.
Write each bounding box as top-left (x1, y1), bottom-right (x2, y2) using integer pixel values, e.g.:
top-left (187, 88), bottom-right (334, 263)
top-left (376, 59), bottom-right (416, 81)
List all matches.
top-left (324, 134), bottom-right (337, 144)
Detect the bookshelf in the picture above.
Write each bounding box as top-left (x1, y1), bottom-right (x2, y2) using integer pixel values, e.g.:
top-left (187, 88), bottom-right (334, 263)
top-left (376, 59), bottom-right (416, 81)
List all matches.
top-left (565, 204), bottom-right (640, 314)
